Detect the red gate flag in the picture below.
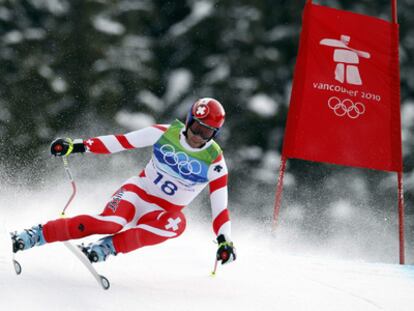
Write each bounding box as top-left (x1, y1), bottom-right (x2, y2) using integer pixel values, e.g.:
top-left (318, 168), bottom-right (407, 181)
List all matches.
top-left (283, 2), bottom-right (402, 172)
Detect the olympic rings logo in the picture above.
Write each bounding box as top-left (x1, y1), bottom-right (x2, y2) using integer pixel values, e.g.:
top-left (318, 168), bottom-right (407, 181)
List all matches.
top-left (160, 144), bottom-right (202, 176)
top-left (328, 97), bottom-right (365, 119)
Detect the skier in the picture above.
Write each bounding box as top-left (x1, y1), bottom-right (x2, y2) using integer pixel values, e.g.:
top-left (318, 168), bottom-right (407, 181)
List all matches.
top-left (11, 98), bottom-right (236, 265)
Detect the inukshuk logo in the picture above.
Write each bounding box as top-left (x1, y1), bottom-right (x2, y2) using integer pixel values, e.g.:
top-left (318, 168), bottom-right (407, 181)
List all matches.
top-left (314, 35), bottom-right (379, 119)
top-left (320, 35), bottom-right (370, 85)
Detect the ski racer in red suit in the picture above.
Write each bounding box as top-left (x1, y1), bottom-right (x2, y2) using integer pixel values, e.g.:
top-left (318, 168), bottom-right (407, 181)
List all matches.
top-left (11, 98), bottom-right (236, 265)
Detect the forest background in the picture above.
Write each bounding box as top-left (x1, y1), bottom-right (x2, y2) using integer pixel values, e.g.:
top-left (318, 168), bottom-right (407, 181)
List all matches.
top-left (1, 0), bottom-right (414, 263)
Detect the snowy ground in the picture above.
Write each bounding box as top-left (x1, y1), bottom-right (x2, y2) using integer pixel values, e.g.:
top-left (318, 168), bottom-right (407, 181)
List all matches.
top-left (1, 173), bottom-right (414, 310)
top-left (1, 221), bottom-right (414, 311)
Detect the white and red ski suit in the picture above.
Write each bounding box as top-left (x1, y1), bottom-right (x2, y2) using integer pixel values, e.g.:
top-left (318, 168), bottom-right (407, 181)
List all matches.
top-left (42, 121), bottom-right (231, 254)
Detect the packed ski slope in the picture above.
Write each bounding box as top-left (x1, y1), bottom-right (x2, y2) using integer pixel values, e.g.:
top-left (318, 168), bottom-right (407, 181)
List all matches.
top-left (2, 221), bottom-right (414, 310)
top-left (1, 173), bottom-right (414, 311)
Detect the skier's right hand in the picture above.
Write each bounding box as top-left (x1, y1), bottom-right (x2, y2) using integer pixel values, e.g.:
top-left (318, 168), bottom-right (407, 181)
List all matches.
top-left (50, 138), bottom-right (85, 156)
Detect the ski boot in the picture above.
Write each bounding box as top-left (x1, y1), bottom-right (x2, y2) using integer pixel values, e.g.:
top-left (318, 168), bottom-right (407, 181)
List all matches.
top-left (79, 236), bottom-right (117, 263)
top-left (11, 225), bottom-right (46, 253)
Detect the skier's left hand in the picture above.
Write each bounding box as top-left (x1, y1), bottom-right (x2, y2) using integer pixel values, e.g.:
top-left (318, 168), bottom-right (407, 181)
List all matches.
top-left (216, 234), bottom-right (236, 265)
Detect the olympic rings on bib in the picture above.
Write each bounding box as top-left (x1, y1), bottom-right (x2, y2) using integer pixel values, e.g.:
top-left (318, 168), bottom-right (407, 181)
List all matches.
top-left (160, 144), bottom-right (202, 176)
top-left (328, 96), bottom-right (365, 119)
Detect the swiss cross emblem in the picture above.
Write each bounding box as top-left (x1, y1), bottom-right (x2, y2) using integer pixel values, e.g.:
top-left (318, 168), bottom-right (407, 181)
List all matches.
top-left (165, 217), bottom-right (181, 231)
top-left (195, 104), bottom-right (209, 118)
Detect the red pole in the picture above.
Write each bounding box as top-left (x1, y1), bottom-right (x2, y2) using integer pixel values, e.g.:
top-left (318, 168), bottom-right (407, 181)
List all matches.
top-left (391, 0), bottom-right (404, 265)
top-left (273, 155), bottom-right (287, 228)
top-left (391, 0), bottom-right (398, 23)
top-left (398, 172), bottom-right (405, 264)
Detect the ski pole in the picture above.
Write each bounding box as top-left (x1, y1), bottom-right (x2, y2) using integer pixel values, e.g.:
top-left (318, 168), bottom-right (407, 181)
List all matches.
top-left (60, 156), bottom-right (77, 217)
top-left (211, 258), bottom-right (218, 276)
top-left (58, 156), bottom-right (111, 290)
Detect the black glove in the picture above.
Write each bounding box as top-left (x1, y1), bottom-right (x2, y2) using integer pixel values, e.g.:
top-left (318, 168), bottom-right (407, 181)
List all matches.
top-left (50, 138), bottom-right (85, 156)
top-left (216, 234), bottom-right (236, 265)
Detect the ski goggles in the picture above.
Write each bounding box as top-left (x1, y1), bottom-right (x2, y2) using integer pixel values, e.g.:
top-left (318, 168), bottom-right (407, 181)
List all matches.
top-left (189, 118), bottom-right (218, 140)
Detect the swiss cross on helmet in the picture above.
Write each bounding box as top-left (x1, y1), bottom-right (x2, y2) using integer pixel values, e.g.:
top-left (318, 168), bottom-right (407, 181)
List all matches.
top-left (186, 98), bottom-right (226, 139)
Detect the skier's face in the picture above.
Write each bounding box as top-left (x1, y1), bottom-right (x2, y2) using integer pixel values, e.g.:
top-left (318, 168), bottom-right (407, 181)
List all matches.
top-left (187, 120), bottom-right (216, 148)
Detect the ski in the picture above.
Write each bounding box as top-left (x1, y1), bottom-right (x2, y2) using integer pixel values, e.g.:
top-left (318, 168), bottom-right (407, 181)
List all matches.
top-left (10, 232), bottom-right (109, 290)
top-left (12, 253), bottom-right (22, 275)
top-left (10, 232), bottom-right (22, 275)
top-left (63, 241), bottom-right (111, 290)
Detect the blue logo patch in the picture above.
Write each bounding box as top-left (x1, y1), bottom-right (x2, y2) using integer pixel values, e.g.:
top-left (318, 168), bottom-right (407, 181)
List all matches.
top-left (153, 143), bottom-right (208, 183)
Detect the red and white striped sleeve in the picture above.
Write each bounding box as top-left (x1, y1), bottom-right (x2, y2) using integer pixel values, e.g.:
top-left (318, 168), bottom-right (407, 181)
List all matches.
top-left (84, 124), bottom-right (169, 154)
top-left (208, 153), bottom-right (231, 240)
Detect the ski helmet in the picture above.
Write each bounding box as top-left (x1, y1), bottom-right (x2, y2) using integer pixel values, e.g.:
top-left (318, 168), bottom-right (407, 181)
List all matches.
top-left (186, 98), bottom-right (225, 139)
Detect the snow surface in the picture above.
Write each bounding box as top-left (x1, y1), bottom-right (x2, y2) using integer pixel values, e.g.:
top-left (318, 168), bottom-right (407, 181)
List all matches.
top-left (1, 173), bottom-right (414, 311)
top-left (1, 224), bottom-right (414, 311)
